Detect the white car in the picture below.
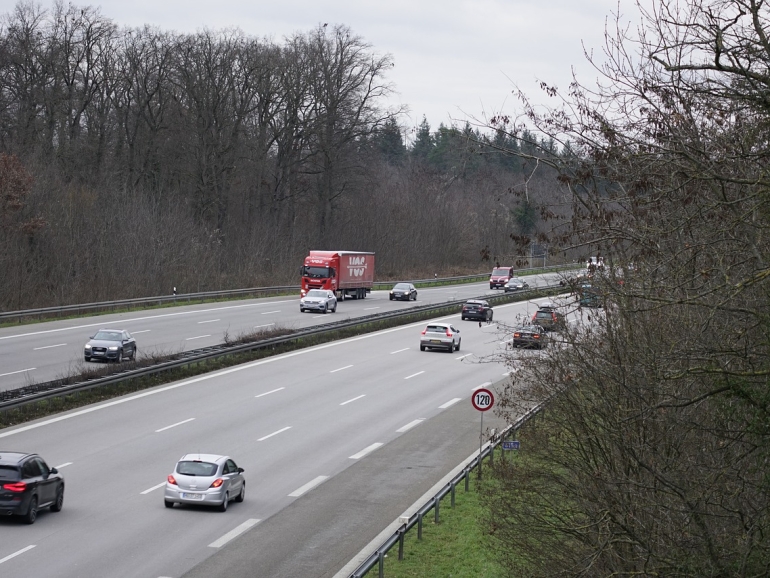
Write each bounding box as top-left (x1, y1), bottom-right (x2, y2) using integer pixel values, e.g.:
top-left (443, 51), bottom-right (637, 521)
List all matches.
top-left (300, 289), bottom-right (337, 313)
top-left (420, 323), bottom-right (461, 352)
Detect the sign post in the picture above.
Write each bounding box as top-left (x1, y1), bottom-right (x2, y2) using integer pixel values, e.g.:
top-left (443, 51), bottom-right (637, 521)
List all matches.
top-left (471, 388), bottom-right (494, 480)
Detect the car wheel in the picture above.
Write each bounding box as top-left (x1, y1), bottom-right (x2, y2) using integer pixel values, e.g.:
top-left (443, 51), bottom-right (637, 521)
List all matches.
top-left (420, 345), bottom-right (426, 351)
top-left (332, 304), bottom-right (337, 313)
top-left (84, 356), bottom-right (91, 362)
top-left (461, 316), bottom-right (465, 321)
top-left (164, 500), bottom-right (174, 508)
top-left (22, 496), bottom-right (38, 524)
top-left (50, 486), bottom-right (64, 512)
top-left (413, 293), bottom-right (417, 301)
top-left (219, 492), bottom-right (229, 512)
top-left (323, 305), bottom-right (328, 314)
top-left (389, 295), bottom-right (393, 301)
top-left (456, 339), bottom-right (461, 352)
top-left (116, 349), bottom-right (123, 363)
top-left (300, 307), bottom-right (304, 313)
top-left (235, 482), bottom-right (245, 503)
top-left (488, 312), bottom-right (493, 322)
top-left (131, 347), bottom-right (138, 361)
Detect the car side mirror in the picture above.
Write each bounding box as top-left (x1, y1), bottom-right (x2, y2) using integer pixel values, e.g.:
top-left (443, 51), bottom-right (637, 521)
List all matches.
top-left (456, 329), bottom-right (460, 333)
top-left (50, 467), bottom-right (58, 474)
top-left (238, 467), bottom-right (244, 473)
top-left (89, 335), bottom-right (94, 339)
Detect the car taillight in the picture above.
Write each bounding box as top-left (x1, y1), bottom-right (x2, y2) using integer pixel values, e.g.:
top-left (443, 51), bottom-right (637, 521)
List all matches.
top-left (552, 313), bottom-right (558, 322)
top-left (3, 482), bottom-right (27, 492)
top-left (513, 332), bottom-right (521, 338)
top-left (445, 329), bottom-right (452, 337)
top-left (210, 478), bottom-right (224, 488)
top-left (167, 475), bottom-right (177, 485)
top-left (533, 334), bottom-right (540, 339)
top-left (421, 329), bottom-right (426, 335)
top-left (532, 313), bottom-right (537, 321)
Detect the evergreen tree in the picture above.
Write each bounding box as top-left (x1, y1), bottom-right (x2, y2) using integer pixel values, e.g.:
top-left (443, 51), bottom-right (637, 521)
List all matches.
top-left (375, 118), bottom-right (406, 164)
top-left (410, 116), bottom-right (434, 160)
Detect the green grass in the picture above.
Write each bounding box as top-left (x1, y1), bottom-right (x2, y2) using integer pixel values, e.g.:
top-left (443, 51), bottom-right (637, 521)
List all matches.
top-left (375, 473), bottom-right (504, 578)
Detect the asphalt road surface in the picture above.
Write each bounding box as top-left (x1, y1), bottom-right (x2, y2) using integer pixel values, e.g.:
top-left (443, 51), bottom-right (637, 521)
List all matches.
top-left (0, 274), bottom-right (566, 391)
top-left (0, 293), bottom-right (574, 578)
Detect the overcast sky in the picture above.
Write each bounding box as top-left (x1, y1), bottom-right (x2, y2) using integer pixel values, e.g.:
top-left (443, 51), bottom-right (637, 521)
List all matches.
top-left (1, 0), bottom-right (631, 133)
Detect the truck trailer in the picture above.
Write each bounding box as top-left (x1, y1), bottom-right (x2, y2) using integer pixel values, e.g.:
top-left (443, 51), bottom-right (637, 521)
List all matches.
top-left (300, 251), bottom-right (375, 301)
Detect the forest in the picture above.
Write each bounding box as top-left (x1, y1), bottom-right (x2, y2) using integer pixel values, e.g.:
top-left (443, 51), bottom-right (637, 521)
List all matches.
top-left (0, 0), bottom-right (568, 310)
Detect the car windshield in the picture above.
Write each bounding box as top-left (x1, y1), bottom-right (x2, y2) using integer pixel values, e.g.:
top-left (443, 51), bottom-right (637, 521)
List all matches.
top-left (393, 283), bottom-right (410, 290)
top-left (302, 266), bottom-right (329, 278)
top-left (491, 268), bottom-right (508, 275)
top-left (465, 302), bottom-right (481, 307)
top-left (176, 461), bottom-right (218, 476)
top-left (426, 325), bottom-right (447, 333)
top-left (0, 465), bottom-right (21, 481)
top-left (509, 278), bottom-right (522, 283)
top-left (93, 331), bottom-right (121, 341)
top-left (306, 290), bottom-right (327, 298)
top-left (535, 311), bottom-right (553, 318)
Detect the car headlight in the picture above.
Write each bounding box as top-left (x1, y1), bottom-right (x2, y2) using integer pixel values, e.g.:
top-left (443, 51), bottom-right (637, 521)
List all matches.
top-left (108, 346), bottom-right (119, 351)
top-left (84, 344), bottom-right (92, 349)
top-left (300, 299), bottom-right (305, 304)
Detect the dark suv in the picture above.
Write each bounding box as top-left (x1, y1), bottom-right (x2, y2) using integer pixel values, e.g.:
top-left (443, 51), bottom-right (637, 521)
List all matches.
top-left (461, 300), bottom-right (493, 321)
top-left (0, 452), bottom-right (64, 524)
top-left (531, 303), bottom-right (566, 331)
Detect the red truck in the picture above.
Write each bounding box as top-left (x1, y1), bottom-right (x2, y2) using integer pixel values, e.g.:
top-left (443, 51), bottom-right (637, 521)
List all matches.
top-left (300, 251), bottom-right (375, 301)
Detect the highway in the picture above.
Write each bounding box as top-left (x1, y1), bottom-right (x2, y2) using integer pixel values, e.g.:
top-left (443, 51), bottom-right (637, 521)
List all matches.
top-left (0, 286), bottom-right (577, 578)
top-left (0, 274), bottom-right (564, 391)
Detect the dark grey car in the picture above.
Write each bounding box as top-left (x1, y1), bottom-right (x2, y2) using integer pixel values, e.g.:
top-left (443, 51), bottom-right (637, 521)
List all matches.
top-left (0, 451), bottom-right (64, 524)
top-left (84, 329), bottom-right (137, 362)
top-left (389, 283), bottom-right (417, 301)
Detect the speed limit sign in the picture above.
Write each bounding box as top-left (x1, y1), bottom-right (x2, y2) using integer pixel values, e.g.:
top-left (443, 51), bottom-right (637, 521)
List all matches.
top-left (472, 388), bottom-right (494, 411)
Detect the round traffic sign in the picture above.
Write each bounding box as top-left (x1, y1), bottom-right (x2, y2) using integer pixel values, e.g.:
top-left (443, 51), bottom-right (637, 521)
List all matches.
top-left (471, 388), bottom-right (494, 411)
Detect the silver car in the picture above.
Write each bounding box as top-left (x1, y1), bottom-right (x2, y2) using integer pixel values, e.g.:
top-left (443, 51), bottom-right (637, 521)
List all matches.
top-left (420, 323), bottom-right (461, 352)
top-left (84, 329), bottom-right (137, 362)
top-left (300, 289), bottom-right (338, 313)
top-left (164, 454), bottom-right (245, 511)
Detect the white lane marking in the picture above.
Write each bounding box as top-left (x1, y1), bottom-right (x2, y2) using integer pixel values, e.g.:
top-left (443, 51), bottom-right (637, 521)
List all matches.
top-left (155, 418), bottom-right (195, 433)
top-left (349, 443), bottom-right (383, 460)
top-left (330, 365), bottom-right (353, 373)
top-left (439, 398), bottom-right (461, 409)
top-left (404, 371), bottom-right (424, 380)
top-left (197, 319), bottom-right (220, 324)
top-left (140, 482), bottom-right (166, 495)
top-left (288, 475), bottom-right (329, 498)
top-left (472, 382), bottom-right (492, 391)
top-left (390, 348), bottom-right (409, 354)
top-left (0, 368), bottom-right (36, 378)
top-left (132, 330), bottom-right (151, 334)
top-left (261, 310), bottom-right (281, 315)
top-left (54, 462), bottom-right (73, 469)
top-left (254, 323), bottom-right (275, 329)
top-left (500, 339), bottom-right (512, 344)
top-left (0, 300), bottom-right (302, 341)
top-left (185, 334), bottom-right (211, 341)
top-left (258, 426), bottom-right (291, 441)
top-left (455, 353), bottom-right (471, 360)
top-left (340, 395), bottom-right (365, 406)
top-left (364, 307), bottom-right (380, 310)
top-left (0, 545), bottom-right (36, 565)
top-left (33, 343), bottom-right (66, 350)
top-left (255, 387), bottom-right (284, 398)
top-left (312, 315), bottom-right (327, 318)
top-left (208, 519), bottom-right (261, 548)
top-left (396, 419), bottom-right (424, 433)
top-left (0, 315), bottom-right (486, 440)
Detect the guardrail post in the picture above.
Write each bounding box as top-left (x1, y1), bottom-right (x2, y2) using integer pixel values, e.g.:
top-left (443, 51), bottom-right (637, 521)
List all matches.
top-left (378, 550), bottom-right (384, 578)
top-left (465, 467), bottom-right (470, 492)
top-left (418, 512), bottom-right (423, 540)
top-left (451, 482), bottom-right (456, 507)
top-left (434, 496), bottom-right (440, 524)
top-left (398, 527), bottom-right (405, 560)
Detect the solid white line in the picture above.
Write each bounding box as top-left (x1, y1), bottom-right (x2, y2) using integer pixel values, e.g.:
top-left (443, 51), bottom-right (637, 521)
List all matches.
top-left (349, 443), bottom-right (383, 459)
top-left (364, 307), bottom-right (380, 310)
top-left (261, 310), bottom-right (280, 315)
top-left (472, 382), bottom-right (492, 391)
top-left (186, 335), bottom-right (211, 341)
top-left (253, 323), bottom-right (275, 329)
top-left (197, 319), bottom-right (220, 324)
top-left (396, 419), bottom-right (424, 433)
top-left (258, 426), bottom-right (291, 441)
top-left (439, 398), bottom-right (461, 409)
top-left (0, 314), bottom-right (483, 440)
top-left (0, 545), bottom-right (36, 564)
top-left (132, 330), bottom-right (151, 334)
top-left (404, 371), bottom-right (424, 380)
top-left (288, 475), bottom-right (329, 498)
top-left (54, 462), bottom-right (73, 469)
top-left (455, 353), bottom-right (471, 360)
top-left (330, 365), bottom-right (353, 373)
top-left (390, 348), bottom-right (409, 354)
top-left (33, 343), bottom-right (66, 350)
top-left (155, 418), bottom-right (195, 432)
top-left (0, 368), bottom-right (36, 377)
top-left (140, 482), bottom-right (166, 495)
top-left (255, 387), bottom-right (284, 398)
top-left (208, 519), bottom-right (261, 548)
top-left (340, 395), bottom-right (365, 406)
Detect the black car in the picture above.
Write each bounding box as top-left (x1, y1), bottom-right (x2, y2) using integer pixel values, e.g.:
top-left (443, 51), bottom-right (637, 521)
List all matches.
top-left (0, 452), bottom-right (64, 524)
top-left (389, 283), bottom-right (417, 301)
top-left (461, 300), bottom-right (493, 321)
top-left (84, 328), bottom-right (137, 362)
top-left (511, 325), bottom-right (549, 349)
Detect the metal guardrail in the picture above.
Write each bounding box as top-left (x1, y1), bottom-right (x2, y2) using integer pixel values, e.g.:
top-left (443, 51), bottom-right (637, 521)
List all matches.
top-left (0, 284), bottom-right (562, 412)
top-left (0, 265), bottom-right (575, 323)
top-left (349, 403), bottom-right (546, 578)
